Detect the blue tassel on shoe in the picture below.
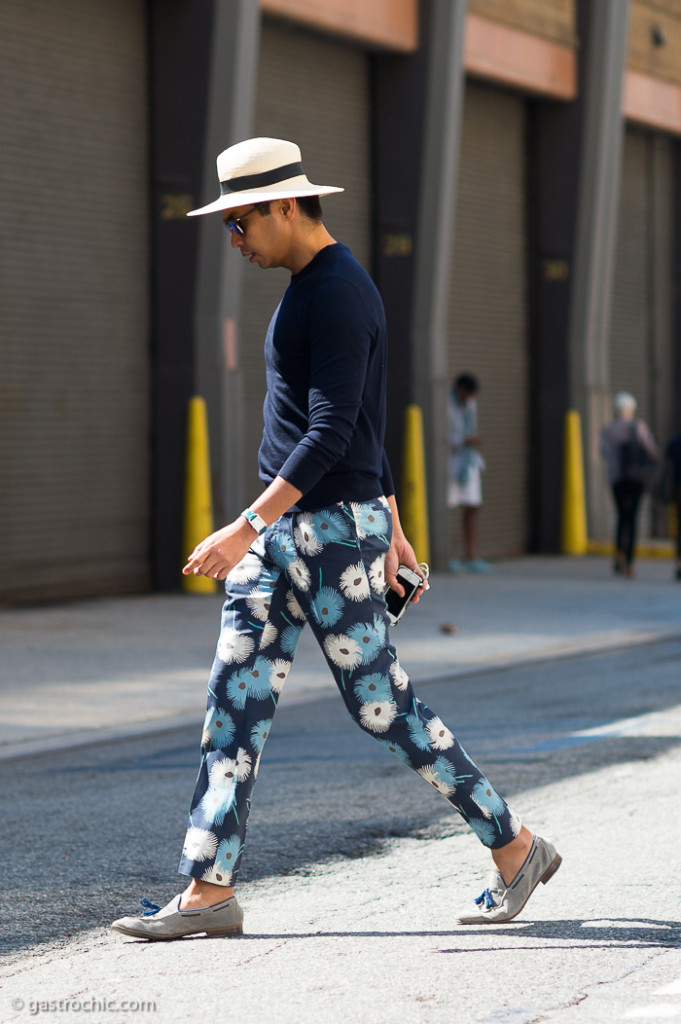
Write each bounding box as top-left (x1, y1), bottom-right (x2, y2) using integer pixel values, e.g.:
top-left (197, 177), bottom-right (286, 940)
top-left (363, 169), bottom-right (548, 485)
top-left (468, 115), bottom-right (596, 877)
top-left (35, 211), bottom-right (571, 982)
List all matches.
top-left (474, 889), bottom-right (495, 910)
top-left (140, 897), bottom-right (161, 917)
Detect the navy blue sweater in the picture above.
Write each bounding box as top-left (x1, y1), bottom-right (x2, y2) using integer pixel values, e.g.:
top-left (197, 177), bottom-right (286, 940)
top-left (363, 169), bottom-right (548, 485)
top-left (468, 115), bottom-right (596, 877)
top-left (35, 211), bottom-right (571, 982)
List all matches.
top-left (258, 242), bottom-right (394, 510)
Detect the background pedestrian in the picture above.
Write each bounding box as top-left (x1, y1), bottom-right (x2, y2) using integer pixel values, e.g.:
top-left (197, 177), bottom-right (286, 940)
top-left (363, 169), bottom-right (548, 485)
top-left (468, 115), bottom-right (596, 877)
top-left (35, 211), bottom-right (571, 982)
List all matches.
top-left (447, 373), bottom-right (491, 573)
top-left (600, 392), bottom-right (659, 578)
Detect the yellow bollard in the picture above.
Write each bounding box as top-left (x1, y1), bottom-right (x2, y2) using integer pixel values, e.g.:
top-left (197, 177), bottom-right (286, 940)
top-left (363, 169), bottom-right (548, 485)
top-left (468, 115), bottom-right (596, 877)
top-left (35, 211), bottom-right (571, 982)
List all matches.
top-left (400, 404), bottom-right (430, 564)
top-left (561, 409), bottom-right (588, 555)
top-left (182, 396), bottom-right (218, 593)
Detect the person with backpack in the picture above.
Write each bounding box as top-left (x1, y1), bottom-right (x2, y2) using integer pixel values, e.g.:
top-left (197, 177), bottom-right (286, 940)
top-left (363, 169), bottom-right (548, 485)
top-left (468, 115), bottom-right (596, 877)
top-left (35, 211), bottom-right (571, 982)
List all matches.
top-left (600, 392), bottom-right (659, 578)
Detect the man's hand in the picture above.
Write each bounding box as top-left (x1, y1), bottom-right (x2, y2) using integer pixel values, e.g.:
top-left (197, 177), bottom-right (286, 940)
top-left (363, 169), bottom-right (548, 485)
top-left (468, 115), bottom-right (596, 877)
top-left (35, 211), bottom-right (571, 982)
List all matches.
top-left (384, 531), bottom-right (427, 603)
top-left (384, 493), bottom-right (428, 602)
top-left (182, 520), bottom-right (253, 580)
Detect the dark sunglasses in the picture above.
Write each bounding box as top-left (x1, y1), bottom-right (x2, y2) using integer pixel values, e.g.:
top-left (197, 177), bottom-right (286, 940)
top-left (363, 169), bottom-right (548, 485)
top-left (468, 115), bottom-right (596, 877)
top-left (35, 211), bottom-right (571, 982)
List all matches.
top-left (224, 202), bottom-right (271, 237)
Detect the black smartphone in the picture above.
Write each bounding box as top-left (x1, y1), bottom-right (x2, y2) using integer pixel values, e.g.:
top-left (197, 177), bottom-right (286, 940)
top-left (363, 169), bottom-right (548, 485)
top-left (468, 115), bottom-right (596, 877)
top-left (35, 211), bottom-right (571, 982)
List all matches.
top-left (385, 564), bottom-right (424, 626)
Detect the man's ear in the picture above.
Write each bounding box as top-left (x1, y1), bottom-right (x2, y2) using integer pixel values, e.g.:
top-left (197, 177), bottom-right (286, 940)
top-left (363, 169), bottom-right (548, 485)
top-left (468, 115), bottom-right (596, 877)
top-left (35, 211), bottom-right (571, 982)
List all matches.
top-left (279, 197), bottom-right (295, 219)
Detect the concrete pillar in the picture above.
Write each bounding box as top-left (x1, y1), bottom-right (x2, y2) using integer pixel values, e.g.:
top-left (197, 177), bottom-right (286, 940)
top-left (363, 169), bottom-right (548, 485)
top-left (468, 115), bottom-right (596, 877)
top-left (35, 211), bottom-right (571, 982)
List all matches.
top-left (568, 0), bottom-right (631, 540)
top-left (149, 0), bottom-right (260, 588)
top-left (371, 17), bottom-right (430, 483)
top-left (194, 0), bottom-right (261, 525)
top-left (410, 0), bottom-right (469, 571)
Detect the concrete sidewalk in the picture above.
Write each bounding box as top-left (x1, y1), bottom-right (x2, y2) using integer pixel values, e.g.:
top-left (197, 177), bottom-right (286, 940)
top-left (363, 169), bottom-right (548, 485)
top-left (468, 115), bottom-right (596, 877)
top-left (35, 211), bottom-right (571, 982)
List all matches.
top-left (1, 555), bottom-right (679, 761)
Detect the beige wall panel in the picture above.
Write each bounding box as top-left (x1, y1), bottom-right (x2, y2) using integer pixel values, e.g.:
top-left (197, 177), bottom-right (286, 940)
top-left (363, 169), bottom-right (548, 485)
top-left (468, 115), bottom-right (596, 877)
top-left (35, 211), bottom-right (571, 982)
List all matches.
top-left (624, 69), bottom-right (681, 134)
top-left (464, 13), bottom-right (576, 99)
top-left (629, 0), bottom-right (681, 86)
top-left (0, 0), bottom-right (150, 603)
top-left (261, 0), bottom-right (418, 51)
top-left (237, 19), bottom-right (371, 506)
top-left (447, 82), bottom-right (528, 559)
top-left (469, 0), bottom-right (576, 47)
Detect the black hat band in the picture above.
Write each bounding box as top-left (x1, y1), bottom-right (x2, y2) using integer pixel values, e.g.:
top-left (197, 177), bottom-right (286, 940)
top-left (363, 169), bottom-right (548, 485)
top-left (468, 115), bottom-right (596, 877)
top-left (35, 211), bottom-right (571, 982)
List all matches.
top-left (220, 161), bottom-right (305, 195)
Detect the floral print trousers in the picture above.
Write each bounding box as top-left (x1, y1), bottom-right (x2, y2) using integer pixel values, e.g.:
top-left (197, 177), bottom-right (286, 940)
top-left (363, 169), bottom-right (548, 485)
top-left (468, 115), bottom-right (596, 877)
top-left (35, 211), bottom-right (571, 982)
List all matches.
top-left (179, 497), bottom-right (521, 886)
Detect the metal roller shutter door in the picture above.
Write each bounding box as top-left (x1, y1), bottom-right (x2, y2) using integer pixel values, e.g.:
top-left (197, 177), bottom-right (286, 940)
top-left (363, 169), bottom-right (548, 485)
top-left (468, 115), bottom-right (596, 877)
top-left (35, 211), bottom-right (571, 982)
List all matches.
top-left (607, 127), bottom-right (675, 543)
top-left (238, 19), bottom-right (372, 503)
top-left (447, 81), bottom-right (529, 557)
top-left (0, 0), bottom-right (150, 603)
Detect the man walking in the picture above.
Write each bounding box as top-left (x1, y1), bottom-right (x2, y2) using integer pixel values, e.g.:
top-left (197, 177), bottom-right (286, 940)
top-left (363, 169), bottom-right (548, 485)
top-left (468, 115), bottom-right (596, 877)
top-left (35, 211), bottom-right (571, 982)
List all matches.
top-left (112, 138), bottom-right (560, 940)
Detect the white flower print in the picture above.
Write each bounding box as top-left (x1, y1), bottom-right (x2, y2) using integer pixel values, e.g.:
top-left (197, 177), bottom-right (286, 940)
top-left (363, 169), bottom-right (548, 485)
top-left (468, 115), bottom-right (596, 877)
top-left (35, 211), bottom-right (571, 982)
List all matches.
top-left (234, 746), bottom-right (252, 781)
top-left (294, 515), bottom-right (322, 556)
top-left (217, 627), bottom-right (255, 665)
top-left (417, 764), bottom-right (455, 796)
top-left (323, 633), bottom-right (363, 671)
top-left (389, 661), bottom-right (410, 691)
top-left (201, 863), bottom-right (232, 885)
top-left (245, 586), bottom-right (272, 622)
top-left (260, 621), bottom-right (278, 649)
top-left (368, 555), bottom-right (386, 595)
top-left (339, 562), bottom-right (370, 602)
top-left (183, 827), bottom-right (218, 863)
top-left (208, 748), bottom-right (250, 788)
top-left (229, 551), bottom-right (263, 584)
top-left (208, 757), bottom-right (240, 788)
top-left (286, 590), bottom-right (306, 621)
top-left (359, 700), bottom-right (398, 733)
top-left (198, 784), bottom-right (235, 825)
top-left (288, 557), bottom-right (311, 591)
top-left (427, 717), bottom-right (454, 751)
top-left (269, 658), bottom-right (292, 693)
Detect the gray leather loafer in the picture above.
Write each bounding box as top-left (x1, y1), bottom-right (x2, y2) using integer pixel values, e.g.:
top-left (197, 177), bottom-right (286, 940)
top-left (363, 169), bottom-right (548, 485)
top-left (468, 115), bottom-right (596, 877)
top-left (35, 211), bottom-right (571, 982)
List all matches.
top-left (456, 834), bottom-right (561, 925)
top-left (111, 894), bottom-right (243, 940)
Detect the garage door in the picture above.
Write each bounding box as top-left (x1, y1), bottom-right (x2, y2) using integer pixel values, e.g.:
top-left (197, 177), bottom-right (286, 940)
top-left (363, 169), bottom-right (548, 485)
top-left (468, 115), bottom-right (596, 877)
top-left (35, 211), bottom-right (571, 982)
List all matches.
top-left (607, 126), bottom-right (675, 541)
top-left (447, 80), bottom-right (529, 557)
top-left (0, 0), bottom-right (150, 603)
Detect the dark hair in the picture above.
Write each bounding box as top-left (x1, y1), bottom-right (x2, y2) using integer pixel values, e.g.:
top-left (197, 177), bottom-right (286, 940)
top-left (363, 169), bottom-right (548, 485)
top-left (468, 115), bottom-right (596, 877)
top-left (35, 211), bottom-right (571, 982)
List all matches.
top-left (296, 194), bottom-right (323, 221)
top-left (454, 373), bottom-right (479, 394)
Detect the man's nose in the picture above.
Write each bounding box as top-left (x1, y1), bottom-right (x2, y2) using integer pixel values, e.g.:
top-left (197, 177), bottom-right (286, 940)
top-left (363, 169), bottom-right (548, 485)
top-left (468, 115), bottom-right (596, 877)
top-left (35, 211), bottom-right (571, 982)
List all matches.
top-left (230, 230), bottom-right (242, 248)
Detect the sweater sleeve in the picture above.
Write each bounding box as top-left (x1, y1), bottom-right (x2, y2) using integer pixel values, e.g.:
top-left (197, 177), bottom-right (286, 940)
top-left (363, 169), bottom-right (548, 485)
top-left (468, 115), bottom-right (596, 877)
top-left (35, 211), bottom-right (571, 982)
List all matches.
top-left (381, 449), bottom-right (395, 498)
top-left (277, 278), bottom-right (377, 493)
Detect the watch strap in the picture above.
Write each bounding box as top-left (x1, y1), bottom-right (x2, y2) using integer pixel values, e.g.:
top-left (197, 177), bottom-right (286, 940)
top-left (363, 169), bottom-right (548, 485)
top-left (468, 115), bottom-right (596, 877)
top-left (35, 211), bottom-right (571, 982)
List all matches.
top-left (240, 507), bottom-right (268, 535)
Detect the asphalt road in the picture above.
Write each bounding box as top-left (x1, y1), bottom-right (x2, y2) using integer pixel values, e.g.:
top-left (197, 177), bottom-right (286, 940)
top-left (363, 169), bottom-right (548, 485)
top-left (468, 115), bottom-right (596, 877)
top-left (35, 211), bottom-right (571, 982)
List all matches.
top-left (2, 639), bottom-right (681, 1022)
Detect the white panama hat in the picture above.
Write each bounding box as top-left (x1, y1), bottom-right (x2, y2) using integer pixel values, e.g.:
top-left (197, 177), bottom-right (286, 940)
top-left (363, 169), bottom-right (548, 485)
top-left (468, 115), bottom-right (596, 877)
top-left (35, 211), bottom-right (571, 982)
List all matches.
top-left (187, 137), bottom-right (344, 217)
